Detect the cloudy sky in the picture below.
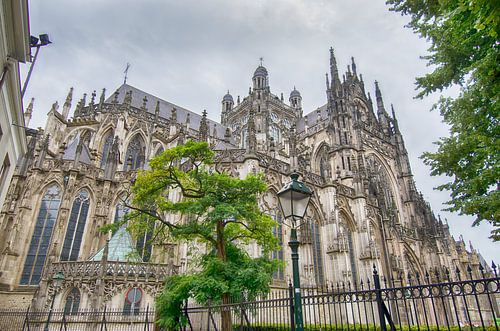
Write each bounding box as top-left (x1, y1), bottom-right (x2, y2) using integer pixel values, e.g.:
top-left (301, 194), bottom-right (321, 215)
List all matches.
top-left (22, 0), bottom-right (497, 264)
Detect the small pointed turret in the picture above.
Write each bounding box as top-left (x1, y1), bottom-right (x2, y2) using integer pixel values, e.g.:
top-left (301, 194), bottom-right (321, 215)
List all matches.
top-left (154, 101), bottom-right (160, 122)
top-left (246, 109), bottom-right (257, 153)
top-left (351, 57), bottom-right (357, 76)
top-left (198, 110), bottom-right (208, 142)
top-left (62, 87), bottom-right (73, 120)
top-left (141, 96), bottom-right (148, 111)
top-left (98, 88), bottom-right (106, 110)
top-left (24, 98), bottom-right (34, 127)
top-left (74, 93), bottom-right (87, 118)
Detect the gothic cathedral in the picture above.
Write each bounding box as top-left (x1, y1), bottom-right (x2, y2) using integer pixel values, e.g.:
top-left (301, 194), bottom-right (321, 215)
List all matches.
top-left (0, 48), bottom-right (481, 312)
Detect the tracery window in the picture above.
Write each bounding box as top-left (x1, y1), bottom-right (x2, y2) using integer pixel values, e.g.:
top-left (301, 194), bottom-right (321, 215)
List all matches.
top-left (136, 229), bottom-right (154, 262)
top-left (271, 212), bottom-right (284, 280)
top-left (64, 288), bottom-right (81, 315)
top-left (60, 190), bottom-right (90, 261)
top-left (125, 135), bottom-right (146, 170)
top-left (20, 185), bottom-right (62, 285)
top-left (100, 131), bottom-right (114, 168)
top-left (123, 287), bottom-right (142, 315)
top-left (300, 217), bottom-right (324, 286)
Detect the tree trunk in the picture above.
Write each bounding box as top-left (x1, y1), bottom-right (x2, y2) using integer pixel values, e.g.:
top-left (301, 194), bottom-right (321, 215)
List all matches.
top-left (216, 220), bottom-right (232, 331)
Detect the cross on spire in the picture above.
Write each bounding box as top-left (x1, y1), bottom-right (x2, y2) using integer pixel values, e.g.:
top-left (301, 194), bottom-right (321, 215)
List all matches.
top-left (123, 63), bottom-right (130, 84)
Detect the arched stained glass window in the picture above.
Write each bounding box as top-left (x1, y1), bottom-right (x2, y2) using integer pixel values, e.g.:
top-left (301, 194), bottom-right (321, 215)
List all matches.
top-left (60, 190), bottom-right (90, 261)
top-left (271, 212), bottom-right (284, 280)
top-left (21, 185), bottom-right (62, 285)
top-left (123, 287), bottom-right (142, 315)
top-left (100, 131), bottom-right (114, 168)
top-left (125, 135), bottom-right (146, 170)
top-left (155, 145), bottom-right (164, 157)
top-left (64, 288), bottom-right (81, 315)
top-left (136, 230), bottom-right (153, 262)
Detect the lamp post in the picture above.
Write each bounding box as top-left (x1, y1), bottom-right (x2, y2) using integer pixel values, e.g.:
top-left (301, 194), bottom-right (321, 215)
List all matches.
top-left (277, 172), bottom-right (313, 331)
top-left (44, 271), bottom-right (65, 331)
top-left (21, 34), bottom-right (52, 98)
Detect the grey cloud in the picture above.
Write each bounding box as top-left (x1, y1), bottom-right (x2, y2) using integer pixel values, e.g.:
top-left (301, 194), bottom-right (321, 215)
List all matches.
top-left (23, 0), bottom-right (498, 263)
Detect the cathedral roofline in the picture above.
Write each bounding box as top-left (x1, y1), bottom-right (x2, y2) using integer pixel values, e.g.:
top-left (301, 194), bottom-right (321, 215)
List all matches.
top-left (106, 83), bottom-right (228, 139)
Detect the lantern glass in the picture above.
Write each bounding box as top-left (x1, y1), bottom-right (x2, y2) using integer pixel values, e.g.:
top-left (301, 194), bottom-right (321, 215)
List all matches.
top-left (277, 173), bottom-right (312, 225)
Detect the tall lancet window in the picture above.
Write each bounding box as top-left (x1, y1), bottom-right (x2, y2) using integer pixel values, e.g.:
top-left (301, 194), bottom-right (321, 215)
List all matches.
top-left (125, 135), bottom-right (146, 170)
top-left (310, 220), bottom-right (324, 286)
top-left (271, 211), bottom-right (284, 280)
top-left (21, 185), bottom-right (62, 285)
top-left (64, 288), bottom-right (81, 315)
top-left (100, 131), bottom-right (114, 168)
top-left (60, 190), bottom-right (90, 261)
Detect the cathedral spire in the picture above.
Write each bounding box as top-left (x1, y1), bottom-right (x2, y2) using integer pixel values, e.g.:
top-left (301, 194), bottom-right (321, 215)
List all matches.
top-left (391, 104), bottom-right (400, 132)
top-left (62, 87), bottom-right (73, 120)
top-left (329, 47), bottom-right (341, 94)
top-left (24, 97), bottom-right (34, 127)
top-left (375, 81), bottom-right (389, 128)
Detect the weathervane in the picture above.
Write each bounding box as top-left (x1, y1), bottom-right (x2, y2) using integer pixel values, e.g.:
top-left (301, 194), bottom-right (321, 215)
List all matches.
top-left (123, 63), bottom-right (131, 84)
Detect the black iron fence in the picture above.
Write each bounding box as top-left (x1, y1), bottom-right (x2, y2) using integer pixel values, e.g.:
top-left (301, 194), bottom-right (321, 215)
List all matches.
top-left (0, 264), bottom-right (498, 331)
top-left (0, 306), bottom-right (155, 330)
top-left (181, 264), bottom-right (500, 331)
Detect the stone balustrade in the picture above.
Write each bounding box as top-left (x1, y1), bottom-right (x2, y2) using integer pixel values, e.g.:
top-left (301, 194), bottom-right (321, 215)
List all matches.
top-left (47, 260), bottom-right (178, 283)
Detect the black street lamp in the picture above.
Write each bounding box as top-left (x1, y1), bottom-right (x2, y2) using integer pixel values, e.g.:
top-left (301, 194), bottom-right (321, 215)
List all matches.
top-left (21, 34), bottom-right (52, 98)
top-left (277, 172), bottom-right (312, 331)
top-left (44, 271), bottom-right (65, 331)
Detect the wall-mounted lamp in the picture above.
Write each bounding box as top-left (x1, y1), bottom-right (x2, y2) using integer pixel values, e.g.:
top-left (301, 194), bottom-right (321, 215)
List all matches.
top-left (21, 34), bottom-right (52, 98)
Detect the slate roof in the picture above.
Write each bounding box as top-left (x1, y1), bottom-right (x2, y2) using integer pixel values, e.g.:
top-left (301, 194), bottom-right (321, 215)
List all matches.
top-left (296, 104), bottom-right (329, 133)
top-left (106, 84), bottom-right (228, 138)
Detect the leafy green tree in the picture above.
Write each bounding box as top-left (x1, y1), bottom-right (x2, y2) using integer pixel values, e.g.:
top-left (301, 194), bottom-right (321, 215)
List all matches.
top-left (386, 0), bottom-right (500, 239)
top-left (125, 140), bottom-right (278, 330)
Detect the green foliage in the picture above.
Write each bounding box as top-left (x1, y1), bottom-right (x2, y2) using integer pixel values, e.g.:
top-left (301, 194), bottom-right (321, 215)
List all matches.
top-left (127, 140), bottom-right (279, 330)
top-left (386, 0), bottom-right (500, 239)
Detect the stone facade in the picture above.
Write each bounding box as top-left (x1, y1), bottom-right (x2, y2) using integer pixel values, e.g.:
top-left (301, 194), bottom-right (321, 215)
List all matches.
top-left (0, 48), bottom-right (483, 312)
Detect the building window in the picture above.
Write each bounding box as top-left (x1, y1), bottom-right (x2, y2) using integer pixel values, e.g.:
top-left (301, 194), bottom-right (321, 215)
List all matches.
top-left (241, 130), bottom-right (247, 149)
top-left (100, 131), bottom-right (114, 168)
top-left (64, 288), bottom-right (81, 315)
top-left (60, 190), bottom-right (90, 261)
top-left (20, 185), bottom-right (62, 285)
top-left (125, 135), bottom-right (146, 170)
top-left (136, 229), bottom-right (154, 262)
top-left (311, 221), bottom-right (324, 286)
top-left (123, 287), bottom-right (142, 315)
top-left (0, 155), bottom-right (11, 198)
top-left (271, 212), bottom-right (284, 280)
top-left (269, 125), bottom-right (280, 144)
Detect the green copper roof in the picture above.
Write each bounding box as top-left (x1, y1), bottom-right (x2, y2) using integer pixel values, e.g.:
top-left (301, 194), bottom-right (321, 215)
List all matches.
top-left (89, 226), bottom-right (141, 262)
